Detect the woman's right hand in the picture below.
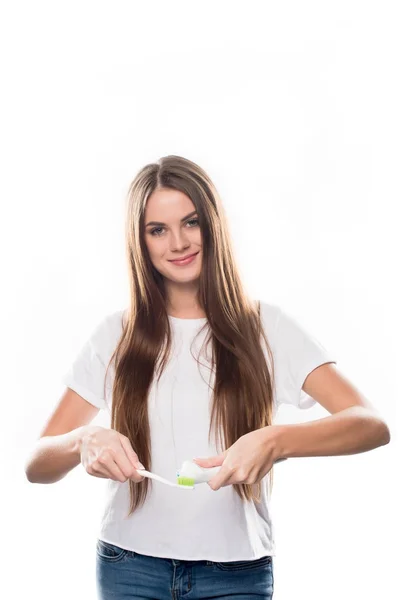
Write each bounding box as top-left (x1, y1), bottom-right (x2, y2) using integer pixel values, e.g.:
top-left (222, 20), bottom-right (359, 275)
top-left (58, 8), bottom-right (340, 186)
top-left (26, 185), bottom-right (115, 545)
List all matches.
top-left (79, 425), bottom-right (145, 483)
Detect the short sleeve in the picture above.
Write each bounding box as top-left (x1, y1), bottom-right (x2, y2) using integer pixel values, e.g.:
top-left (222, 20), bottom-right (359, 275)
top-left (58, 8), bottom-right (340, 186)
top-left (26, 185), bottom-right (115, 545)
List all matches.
top-left (61, 316), bottom-right (111, 410)
top-left (273, 306), bottom-right (337, 409)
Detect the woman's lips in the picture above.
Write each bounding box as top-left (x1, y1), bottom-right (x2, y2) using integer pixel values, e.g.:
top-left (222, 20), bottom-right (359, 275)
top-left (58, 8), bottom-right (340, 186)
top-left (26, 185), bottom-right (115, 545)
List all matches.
top-left (169, 251), bottom-right (199, 265)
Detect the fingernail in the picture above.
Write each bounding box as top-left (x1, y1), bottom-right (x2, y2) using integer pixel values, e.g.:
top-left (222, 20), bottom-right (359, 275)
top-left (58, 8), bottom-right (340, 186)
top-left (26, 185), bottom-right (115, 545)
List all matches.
top-left (137, 463), bottom-right (145, 469)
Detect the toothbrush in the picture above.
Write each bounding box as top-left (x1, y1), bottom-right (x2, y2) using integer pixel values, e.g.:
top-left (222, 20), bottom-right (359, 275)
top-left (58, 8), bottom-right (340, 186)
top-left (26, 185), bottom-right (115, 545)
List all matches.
top-left (176, 457), bottom-right (288, 488)
top-left (135, 468), bottom-right (195, 490)
top-left (136, 457), bottom-right (287, 490)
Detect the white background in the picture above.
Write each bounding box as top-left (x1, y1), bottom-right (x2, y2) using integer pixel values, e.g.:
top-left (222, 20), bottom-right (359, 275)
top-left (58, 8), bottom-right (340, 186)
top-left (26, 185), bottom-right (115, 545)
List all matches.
top-left (1, 1), bottom-right (399, 599)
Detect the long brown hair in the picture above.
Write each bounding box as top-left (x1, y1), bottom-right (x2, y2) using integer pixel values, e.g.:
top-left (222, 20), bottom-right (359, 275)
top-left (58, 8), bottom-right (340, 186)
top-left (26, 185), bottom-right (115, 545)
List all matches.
top-left (104, 155), bottom-right (276, 517)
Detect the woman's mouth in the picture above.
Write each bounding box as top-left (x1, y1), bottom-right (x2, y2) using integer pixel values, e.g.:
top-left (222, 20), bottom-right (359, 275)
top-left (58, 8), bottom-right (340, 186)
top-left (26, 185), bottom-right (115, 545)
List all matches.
top-left (169, 252), bottom-right (199, 266)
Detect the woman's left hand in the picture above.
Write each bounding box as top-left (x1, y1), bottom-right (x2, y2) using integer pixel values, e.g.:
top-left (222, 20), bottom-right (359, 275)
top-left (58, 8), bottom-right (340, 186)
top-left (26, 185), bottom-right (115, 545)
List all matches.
top-left (193, 426), bottom-right (283, 491)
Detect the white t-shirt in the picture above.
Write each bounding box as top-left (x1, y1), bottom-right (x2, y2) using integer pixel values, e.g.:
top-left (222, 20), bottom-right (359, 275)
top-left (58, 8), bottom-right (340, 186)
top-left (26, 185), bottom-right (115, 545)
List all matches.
top-left (62, 300), bottom-right (336, 561)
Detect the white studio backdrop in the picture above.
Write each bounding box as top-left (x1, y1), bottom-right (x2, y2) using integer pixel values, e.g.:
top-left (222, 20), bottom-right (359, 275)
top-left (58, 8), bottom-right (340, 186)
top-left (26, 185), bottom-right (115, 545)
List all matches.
top-left (1, 1), bottom-right (398, 599)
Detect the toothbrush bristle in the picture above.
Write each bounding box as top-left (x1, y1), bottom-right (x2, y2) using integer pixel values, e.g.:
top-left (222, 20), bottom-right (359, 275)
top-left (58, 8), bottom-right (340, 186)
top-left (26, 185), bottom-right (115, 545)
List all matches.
top-left (177, 476), bottom-right (195, 487)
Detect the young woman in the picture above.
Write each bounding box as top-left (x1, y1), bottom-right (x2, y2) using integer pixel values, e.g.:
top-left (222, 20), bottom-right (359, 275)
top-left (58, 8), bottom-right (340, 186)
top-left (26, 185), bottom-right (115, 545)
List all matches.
top-left (25, 155), bottom-right (389, 599)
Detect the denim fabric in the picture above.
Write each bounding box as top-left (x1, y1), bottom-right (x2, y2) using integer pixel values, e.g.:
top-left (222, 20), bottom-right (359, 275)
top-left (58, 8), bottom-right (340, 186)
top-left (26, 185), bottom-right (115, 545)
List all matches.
top-left (96, 539), bottom-right (274, 599)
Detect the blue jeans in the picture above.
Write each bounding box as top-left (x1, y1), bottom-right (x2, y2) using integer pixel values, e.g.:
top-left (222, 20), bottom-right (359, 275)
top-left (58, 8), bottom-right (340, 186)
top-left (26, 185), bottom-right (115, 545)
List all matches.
top-left (96, 539), bottom-right (274, 599)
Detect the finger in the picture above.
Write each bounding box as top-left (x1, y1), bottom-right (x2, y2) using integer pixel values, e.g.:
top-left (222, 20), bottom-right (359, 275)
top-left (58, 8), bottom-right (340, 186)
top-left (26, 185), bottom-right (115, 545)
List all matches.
top-left (112, 445), bottom-right (143, 480)
top-left (192, 457), bottom-right (216, 467)
top-left (208, 466), bottom-right (233, 491)
top-left (87, 469), bottom-right (108, 479)
top-left (120, 435), bottom-right (145, 469)
top-left (118, 436), bottom-right (145, 482)
top-left (93, 454), bottom-right (127, 482)
top-left (110, 459), bottom-right (145, 483)
top-left (193, 453), bottom-right (226, 468)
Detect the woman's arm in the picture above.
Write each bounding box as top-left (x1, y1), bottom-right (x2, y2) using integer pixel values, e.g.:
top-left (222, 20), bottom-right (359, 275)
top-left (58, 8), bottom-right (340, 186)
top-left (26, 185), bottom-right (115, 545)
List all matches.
top-left (24, 425), bottom-right (89, 484)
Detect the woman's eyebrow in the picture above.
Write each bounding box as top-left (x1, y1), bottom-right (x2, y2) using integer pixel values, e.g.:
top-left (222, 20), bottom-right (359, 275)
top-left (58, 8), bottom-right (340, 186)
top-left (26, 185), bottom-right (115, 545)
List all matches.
top-left (146, 210), bottom-right (198, 227)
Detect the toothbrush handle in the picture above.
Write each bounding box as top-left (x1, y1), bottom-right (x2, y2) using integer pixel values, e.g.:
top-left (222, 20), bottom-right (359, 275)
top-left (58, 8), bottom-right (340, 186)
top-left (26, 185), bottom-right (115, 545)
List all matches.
top-left (137, 469), bottom-right (175, 487)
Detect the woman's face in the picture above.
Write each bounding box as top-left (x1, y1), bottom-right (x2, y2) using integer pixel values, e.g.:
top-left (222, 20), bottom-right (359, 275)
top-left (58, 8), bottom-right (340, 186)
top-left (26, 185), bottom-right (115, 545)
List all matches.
top-left (144, 188), bottom-right (202, 283)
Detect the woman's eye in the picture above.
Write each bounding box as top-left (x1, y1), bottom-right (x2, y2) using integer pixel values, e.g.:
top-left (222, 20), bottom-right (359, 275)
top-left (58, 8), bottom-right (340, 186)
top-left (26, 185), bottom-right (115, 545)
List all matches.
top-left (150, 218), bottom-right (199, 237)
top-left (150, 227), bottom-right (163, 236)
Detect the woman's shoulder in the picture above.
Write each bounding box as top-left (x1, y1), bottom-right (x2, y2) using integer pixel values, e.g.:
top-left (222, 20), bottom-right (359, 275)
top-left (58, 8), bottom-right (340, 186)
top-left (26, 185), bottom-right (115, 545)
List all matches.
top-left (95, 307), bottom-right (126, 333)
top-left (257, 299), bottom-right (282, 332)
top-left (86, 308), bottom-right (126, 357)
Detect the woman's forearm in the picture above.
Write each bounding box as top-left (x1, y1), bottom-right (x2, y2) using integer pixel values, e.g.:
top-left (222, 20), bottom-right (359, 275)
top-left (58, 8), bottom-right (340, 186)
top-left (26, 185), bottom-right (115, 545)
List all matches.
top-left (24, 426), bottom-right (88, 484)
top-left (273, 406), bottom-right (390, 459)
